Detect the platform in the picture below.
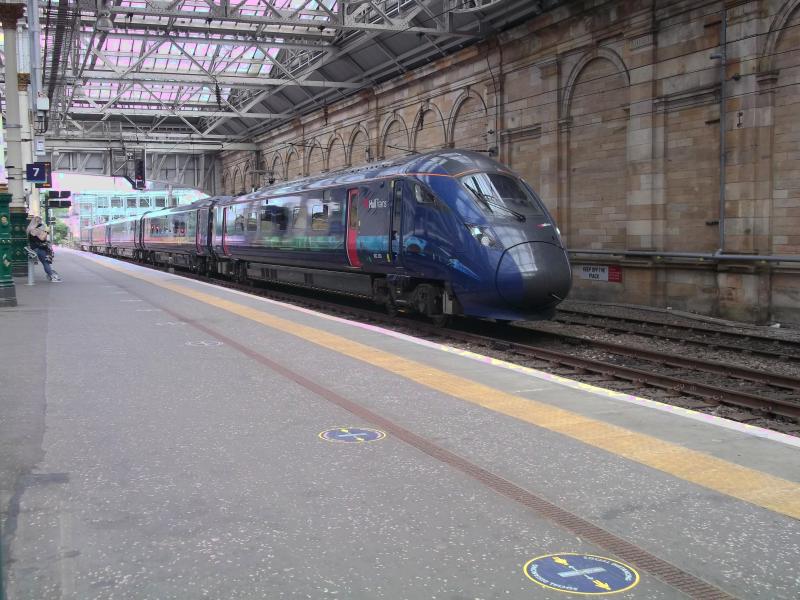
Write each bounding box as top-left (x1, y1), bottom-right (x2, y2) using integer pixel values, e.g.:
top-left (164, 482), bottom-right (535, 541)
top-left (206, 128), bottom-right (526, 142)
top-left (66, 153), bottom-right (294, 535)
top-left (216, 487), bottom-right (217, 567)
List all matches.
top-left (1, 249), bottom-right (799, 599)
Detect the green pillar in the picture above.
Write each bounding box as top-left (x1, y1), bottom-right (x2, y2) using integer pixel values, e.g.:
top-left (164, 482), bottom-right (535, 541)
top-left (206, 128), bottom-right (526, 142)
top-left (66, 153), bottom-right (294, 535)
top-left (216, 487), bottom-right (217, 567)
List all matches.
top-left (9, 206), bottom-right (28, 276)
top-left (0, 192), bottom-right (18, 307)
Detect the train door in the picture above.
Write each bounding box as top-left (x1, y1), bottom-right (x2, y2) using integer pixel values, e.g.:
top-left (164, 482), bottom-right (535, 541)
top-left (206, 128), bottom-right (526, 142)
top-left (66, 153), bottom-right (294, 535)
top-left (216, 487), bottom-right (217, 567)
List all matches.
top-left (221, 206), bottom-right (230, 256)
top-left (346, 188), bottom-right (361, 267)
top-left (391, 180), bottom-right (404, 268)
top-left (195, 209), bottom-right (204, 253)
top-left (137, 213), bottom-right (148, 250)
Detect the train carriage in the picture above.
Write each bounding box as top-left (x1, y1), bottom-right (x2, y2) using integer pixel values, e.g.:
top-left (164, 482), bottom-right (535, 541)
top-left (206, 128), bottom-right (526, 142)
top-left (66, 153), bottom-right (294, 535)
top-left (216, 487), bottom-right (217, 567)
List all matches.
top-left (81, 150), bottom-right (572, 323)
top-left (140, 198), bottom-right (223, 270)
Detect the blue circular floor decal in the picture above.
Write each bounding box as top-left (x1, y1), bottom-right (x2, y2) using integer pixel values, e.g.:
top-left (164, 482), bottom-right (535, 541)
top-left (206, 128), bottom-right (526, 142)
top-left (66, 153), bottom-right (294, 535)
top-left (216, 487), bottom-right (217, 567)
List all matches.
top-left (523, 553), bottom-right (640, 595)
top-left (319, 427), bottom-right (386, 443)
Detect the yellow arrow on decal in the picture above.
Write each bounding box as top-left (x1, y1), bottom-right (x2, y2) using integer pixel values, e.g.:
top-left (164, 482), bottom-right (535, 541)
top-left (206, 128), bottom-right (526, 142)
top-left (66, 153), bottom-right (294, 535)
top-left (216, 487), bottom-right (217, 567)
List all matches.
top-left (552, 557), bottom-right (569, 566)
top-left (593, 580), bottom-right (611, 591)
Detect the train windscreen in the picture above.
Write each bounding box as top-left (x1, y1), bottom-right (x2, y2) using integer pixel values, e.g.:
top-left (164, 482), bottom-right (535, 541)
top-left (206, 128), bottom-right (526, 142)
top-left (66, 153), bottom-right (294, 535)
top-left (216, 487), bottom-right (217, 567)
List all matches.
top-left (459, 173), bottom-right (545, 221)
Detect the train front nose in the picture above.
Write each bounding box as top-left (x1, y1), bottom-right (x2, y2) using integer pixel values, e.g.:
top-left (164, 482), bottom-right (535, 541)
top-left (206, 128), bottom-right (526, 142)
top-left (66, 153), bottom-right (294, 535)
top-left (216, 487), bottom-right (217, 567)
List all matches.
top-left (495, 242), bottom-right (572, 309)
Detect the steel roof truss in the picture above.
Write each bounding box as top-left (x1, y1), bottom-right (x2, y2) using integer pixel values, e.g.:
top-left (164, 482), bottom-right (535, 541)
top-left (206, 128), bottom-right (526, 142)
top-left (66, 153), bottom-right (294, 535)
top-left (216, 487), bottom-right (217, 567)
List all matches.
top-left (80, 2), bottom-right (461, 36)
top-left (78, 70), bottom-right (363, 89)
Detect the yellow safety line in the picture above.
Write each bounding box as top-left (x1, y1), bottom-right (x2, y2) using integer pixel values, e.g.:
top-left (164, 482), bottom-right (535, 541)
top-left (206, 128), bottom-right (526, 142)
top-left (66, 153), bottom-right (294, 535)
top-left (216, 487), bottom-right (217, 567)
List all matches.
top-left (92, 256), bottom-right (800, 520)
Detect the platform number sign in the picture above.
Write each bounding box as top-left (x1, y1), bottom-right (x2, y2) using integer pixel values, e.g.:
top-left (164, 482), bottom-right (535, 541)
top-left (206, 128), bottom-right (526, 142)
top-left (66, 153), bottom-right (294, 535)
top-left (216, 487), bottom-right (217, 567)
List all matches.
top-left (33, 161), bottom-right (53, 189)
top-left (26, 162), bottom-right (50, 183)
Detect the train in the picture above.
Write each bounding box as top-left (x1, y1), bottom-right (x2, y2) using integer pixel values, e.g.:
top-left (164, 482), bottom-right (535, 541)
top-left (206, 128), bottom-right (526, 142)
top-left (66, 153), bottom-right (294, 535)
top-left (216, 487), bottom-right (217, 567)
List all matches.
top-left (80, 150), bottom-right (572, 323)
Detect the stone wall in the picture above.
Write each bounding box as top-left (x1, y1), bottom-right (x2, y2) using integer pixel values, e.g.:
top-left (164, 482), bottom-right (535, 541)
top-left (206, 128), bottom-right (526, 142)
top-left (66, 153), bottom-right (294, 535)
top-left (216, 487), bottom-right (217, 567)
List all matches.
top-left (220, 0), bottom-right (800, 324)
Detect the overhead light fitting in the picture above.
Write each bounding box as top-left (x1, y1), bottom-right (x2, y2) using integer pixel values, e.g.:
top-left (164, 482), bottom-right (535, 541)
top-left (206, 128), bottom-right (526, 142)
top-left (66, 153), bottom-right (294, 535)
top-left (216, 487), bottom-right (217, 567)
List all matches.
top-left (95, 13), bottom-right (114, 31)
top-left (95, 1), bottom-right (114, 32)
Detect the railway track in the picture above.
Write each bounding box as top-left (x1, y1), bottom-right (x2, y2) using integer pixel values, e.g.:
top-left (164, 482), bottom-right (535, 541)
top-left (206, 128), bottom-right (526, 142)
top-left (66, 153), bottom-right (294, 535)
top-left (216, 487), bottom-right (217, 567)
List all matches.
top-left (105, 255), bottom-right (800, 428)
top-left (554, 307), bottom-right (800, 362)
top-left (438, 325), bottom-right (800, 423)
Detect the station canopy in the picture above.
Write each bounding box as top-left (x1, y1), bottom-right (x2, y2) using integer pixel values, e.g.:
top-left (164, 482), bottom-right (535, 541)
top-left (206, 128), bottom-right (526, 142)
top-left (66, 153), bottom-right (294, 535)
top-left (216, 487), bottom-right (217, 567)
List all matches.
top-left (37, 0), bottom-right (560, 147)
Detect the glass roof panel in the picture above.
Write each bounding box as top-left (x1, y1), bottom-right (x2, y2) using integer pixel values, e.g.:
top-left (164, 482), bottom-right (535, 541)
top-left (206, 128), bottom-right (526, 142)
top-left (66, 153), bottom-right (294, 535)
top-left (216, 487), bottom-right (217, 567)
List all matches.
top-left (41, 0), bottom-right (343, 125)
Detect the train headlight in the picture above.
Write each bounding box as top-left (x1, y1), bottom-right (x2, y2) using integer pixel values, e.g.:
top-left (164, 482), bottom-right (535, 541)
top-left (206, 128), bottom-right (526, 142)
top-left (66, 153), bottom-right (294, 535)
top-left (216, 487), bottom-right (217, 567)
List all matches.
top-left (466, 224), bottom-right (496, 247)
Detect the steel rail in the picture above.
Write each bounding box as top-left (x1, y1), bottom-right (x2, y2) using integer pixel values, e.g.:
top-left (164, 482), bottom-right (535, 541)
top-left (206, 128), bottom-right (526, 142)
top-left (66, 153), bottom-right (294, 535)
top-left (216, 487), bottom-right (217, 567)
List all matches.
top-left (557, 307), bottom-right (800, 346)
top-left (434, 328), bottom-right (800, 422)
top-left (554, 311), bottom-right (800, 361)
top-left (533, 329), bottom-right (800, 391)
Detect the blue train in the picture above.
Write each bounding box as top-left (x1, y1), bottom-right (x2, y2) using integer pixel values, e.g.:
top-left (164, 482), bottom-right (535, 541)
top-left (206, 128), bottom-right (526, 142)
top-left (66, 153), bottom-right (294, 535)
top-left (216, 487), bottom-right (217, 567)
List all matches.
top-left (81, 150), bottom-right (572, 323)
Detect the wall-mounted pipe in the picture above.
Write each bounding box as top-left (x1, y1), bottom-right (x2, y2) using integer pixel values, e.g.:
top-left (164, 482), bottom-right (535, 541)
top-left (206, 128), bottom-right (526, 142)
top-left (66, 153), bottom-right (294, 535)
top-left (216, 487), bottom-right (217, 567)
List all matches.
top-left (27, 0), bottom-right (42, 103)
top-left (568, 249), bottom-right (800, 264)
top-left (715, 7), bottom-right (728, 253)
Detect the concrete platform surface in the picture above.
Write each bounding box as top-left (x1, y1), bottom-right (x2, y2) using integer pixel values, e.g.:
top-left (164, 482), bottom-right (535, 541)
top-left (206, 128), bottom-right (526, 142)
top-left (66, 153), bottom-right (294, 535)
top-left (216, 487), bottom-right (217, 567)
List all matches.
top-left (1, 249), bottom-right (798, 600)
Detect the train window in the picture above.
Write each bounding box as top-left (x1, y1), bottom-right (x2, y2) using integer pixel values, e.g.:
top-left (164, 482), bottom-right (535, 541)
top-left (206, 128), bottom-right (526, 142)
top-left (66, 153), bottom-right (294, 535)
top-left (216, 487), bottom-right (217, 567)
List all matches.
top-left (247, 206), bottom-right (258, 232)
top-left (321, 190), bottom-right (342, 226)
top-left (460, 173), bottom-right (544, 218)
top-left (277, 207), bottom-right (289, 231)
top-left (260, 200), bottom-right (272, 222)
top-left (155, 197), bottom-right (166, 207)
top-left (291, 207), bottom-right (306, 229)
top-left (311, 204), bottom-right (328, 230)
top-left (349, 199), bottom-right (358, 227)
top-left (412, 184), bottom-right (435, 205)
top-left (393, 181), bottom-right (403, 226)
top-left (234, 211), bottom-right (245, 231)
top-left (327, 201), bottom-right (343, 225)
top-left (226, 208), bottom-right (242, 234)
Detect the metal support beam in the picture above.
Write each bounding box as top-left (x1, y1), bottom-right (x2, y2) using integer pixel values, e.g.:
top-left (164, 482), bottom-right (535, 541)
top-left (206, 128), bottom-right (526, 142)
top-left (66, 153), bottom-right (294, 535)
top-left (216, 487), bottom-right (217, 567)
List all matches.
top-left (45, 138), bottom-right (257, 153)
top-left (80, 4), bottom-right (460, 36)
top-left (84, 31), bottom-right (329, 51)
top-left (78, 71), bottom-right (364, 89)
top-left (68, 107), bottom-right (288, 119)
top-left (75, 17), bottom-right (338, 41)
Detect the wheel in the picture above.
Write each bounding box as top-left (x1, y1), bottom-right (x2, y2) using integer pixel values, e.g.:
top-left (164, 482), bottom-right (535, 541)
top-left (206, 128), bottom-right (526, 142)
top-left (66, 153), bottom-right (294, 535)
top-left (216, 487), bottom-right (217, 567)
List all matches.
top-left (386, 300), bottom-right (400, 318)
top-left (413, 283), bottom-right (450, 327)
top-left (430, 313), bottom-right (450, 328)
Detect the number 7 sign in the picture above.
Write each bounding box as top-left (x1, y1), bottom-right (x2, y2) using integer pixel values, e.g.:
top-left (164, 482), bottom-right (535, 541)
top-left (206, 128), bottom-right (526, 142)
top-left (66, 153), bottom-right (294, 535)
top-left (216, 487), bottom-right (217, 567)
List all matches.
top-left (25, 162), bottom-right (50, 183)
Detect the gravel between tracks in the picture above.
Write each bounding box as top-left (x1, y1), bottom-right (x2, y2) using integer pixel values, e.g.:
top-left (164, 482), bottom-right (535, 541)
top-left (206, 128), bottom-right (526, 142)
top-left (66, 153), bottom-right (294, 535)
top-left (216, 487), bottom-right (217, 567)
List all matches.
top-left (521, 320), bottom-right (800, 378)
top-left (560, 300), bottom-right (800, 340)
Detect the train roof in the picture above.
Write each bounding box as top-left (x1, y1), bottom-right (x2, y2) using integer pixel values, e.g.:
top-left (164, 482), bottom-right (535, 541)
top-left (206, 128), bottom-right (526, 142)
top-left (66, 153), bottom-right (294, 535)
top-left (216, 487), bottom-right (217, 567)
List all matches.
top-left (228, 149), bottom-right (509, 205)
top-left (140, 196), bottom-right (229, 219)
